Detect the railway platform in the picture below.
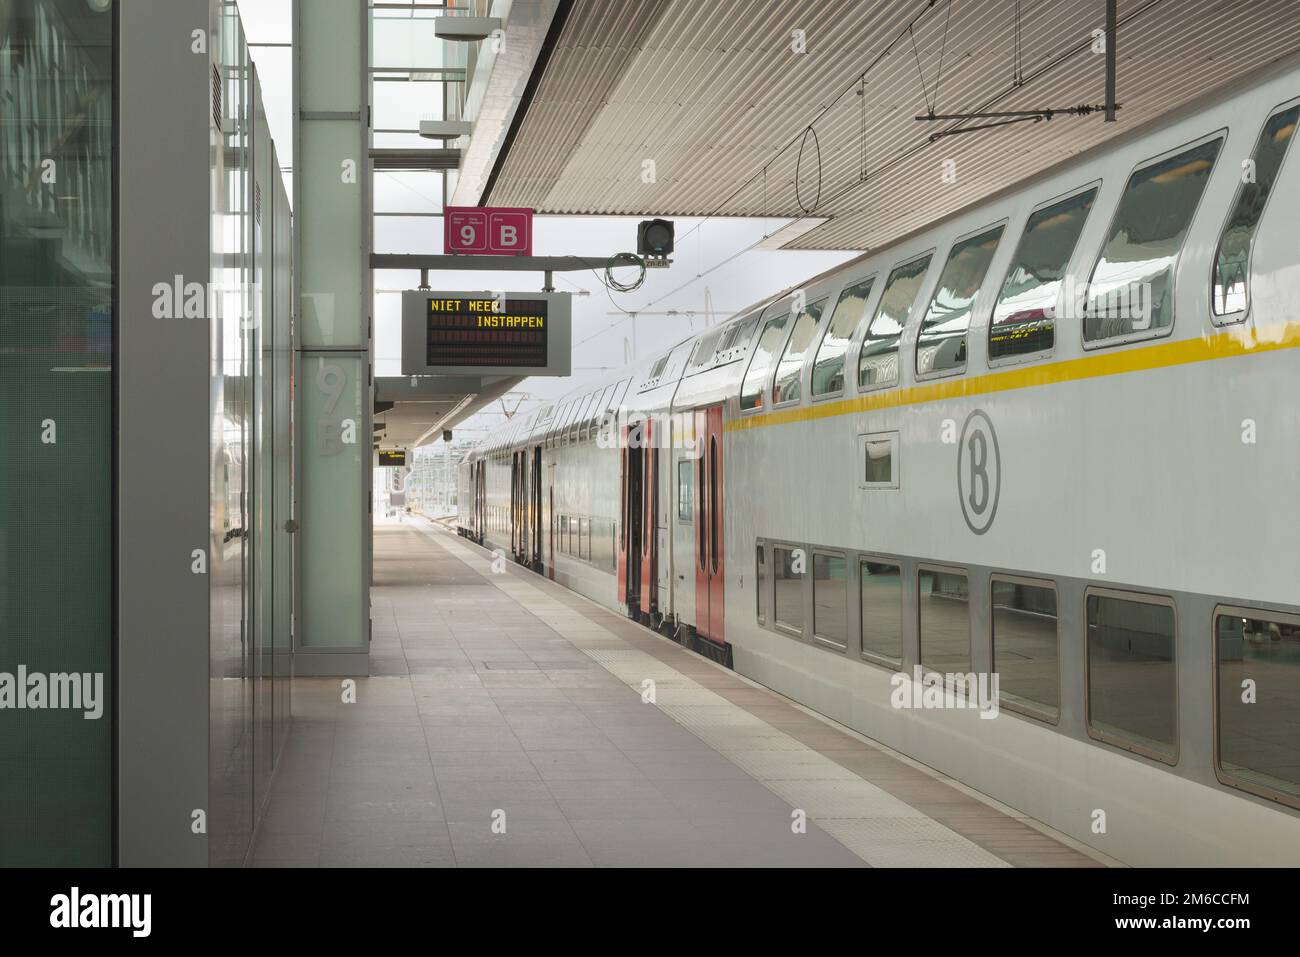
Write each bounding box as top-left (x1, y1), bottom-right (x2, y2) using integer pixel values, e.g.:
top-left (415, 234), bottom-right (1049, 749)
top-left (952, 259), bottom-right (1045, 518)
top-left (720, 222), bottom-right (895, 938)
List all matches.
top-left (250, 518), bottom-right (1111, 868)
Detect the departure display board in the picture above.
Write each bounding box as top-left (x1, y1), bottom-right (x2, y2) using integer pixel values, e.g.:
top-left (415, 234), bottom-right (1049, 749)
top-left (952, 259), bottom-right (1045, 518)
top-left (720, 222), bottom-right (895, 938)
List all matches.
top-left (425, 295), bottom-right (548, 368)
top-left (377, 450), bottom-right (407, 467)
top-left (401, 290), bottom-right (571, 377)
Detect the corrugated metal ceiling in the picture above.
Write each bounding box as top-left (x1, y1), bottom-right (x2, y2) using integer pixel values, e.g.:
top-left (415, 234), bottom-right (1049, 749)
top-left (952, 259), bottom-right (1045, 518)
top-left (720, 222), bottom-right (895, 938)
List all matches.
top-left (484, 0), bottom-right (1300, 252)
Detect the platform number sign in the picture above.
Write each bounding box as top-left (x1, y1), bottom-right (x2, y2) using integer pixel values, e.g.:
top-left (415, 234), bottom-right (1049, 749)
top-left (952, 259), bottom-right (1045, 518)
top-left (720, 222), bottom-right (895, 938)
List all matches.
top-left (445, 206), bottom-right (533, 256)
top-left (957, 409), bottom-right (1001, 535)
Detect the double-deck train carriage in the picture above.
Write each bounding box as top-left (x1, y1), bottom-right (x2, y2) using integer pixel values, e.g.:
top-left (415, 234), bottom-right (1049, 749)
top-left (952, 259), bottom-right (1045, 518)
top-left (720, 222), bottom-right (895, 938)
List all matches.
top-left (460, 58), bottom-right (1300, 865)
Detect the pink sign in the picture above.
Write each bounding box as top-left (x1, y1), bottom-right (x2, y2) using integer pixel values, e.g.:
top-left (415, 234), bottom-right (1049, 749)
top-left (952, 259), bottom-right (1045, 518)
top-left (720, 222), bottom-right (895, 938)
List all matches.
top-left (444, 206), bottom-right (533, 256)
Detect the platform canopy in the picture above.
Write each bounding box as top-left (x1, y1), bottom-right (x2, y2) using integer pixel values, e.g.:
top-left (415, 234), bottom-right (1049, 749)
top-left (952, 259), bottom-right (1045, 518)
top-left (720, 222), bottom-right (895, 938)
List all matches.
top-left (469, 0), bottom-right (1300, 253)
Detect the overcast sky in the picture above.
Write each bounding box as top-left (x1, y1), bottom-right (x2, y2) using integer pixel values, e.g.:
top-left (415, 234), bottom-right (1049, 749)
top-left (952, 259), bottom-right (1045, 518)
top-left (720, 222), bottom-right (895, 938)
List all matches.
top-left (235, 0), bottom-right (857, 440)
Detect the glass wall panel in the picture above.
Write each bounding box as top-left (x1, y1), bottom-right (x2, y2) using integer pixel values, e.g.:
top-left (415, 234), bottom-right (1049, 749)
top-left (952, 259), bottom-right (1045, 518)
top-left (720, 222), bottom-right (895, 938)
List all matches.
top-left (0, 0), bottom-right (115, 867)
top-left (1216, 611), bottom-right (1300, 802)
top-left (1087, 592), bottom-right (1177, 758)
top-left (301, 355), bottom-right (367, 647)
top-left (300, 121), bottom-right (365, 346)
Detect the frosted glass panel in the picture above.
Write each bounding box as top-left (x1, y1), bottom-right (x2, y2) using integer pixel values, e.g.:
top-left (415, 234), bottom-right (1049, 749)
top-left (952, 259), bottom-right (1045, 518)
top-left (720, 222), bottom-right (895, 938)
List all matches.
top-left (301, 355), bottom-right (367, 649)
top-left (300, 0), bottom-right (362, 112)
top-left (299, 121), bottom-right (364, 345)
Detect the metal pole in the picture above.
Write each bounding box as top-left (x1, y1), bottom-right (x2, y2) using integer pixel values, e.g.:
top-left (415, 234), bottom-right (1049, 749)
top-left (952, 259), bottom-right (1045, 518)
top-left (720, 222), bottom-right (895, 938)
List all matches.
top-left (1105, 0), bottom-right (1117, 122)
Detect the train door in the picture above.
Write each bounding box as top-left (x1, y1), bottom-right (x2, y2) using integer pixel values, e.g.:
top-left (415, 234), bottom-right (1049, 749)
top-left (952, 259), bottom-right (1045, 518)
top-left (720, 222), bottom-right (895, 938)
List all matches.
top-left (546, 462), bottom-right (556, 579)
top-left (639, 418), bottom-right (658, 618)
top-left (510, 451), bottom-right (521, 558)
top-left (617, 422), bottom-right (643, 613)
top-left (531, 446), bottom-right (543, 569)
top-left (694, 406), bottom-right (725, 644)
top-left (474, 460), bottom-right (486, 543)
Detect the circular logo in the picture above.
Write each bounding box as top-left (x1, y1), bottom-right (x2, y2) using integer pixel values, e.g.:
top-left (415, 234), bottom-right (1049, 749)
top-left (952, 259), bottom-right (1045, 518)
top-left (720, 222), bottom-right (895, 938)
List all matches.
top-left (957, 410), bottom-right (1001, 535)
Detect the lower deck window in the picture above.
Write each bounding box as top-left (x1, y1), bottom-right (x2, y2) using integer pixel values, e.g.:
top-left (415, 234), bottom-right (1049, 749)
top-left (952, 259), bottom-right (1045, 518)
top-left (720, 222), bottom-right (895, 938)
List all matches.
top-left (860, 560), bottom-right (902, 663)
top-left (1216, 609), bottom-right (1300, 805)
top-left (992, 578), bottom-right (1059, 720)
top-left (1086, 591), bottom-right (1177, 761)
top-left (812, 552), bottom-right (847, 649)
top-left (773, 546), bottom-right (804, 634)
top-left (918, 567), bottom-right (970, 674)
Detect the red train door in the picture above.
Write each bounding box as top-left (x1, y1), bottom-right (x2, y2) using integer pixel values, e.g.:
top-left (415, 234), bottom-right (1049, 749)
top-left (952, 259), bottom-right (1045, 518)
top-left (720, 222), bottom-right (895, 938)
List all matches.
top-left (639, 419), bottom-right (658, 617)
top-left (694, 406), bottom-right (725, 644)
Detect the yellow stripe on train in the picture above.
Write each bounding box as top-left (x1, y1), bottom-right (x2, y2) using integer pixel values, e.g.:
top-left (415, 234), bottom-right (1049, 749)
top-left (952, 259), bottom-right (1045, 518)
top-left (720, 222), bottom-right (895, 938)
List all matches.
top-left (724, 322), bottom-right (1300, 433)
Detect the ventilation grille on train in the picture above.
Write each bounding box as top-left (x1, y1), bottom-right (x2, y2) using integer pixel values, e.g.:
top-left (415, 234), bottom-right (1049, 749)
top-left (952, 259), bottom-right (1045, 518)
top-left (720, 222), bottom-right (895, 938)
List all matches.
top-left (211, 65), bottom-right (222, 130)
top-left (255, 184), bottom-right (262, 224)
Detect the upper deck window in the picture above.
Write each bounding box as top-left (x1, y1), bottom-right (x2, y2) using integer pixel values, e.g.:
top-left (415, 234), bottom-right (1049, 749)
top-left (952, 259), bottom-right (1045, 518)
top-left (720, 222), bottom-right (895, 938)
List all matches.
top-left (740, 305), bottom-right (793, 412)
top-left (1084, 136), bottom-right (1223, 343)
top-left (916, 225), bottom-right (1004, 376)
top-left (811, 278), bottom-right (874, 397)
top-left (1212, 104), bottom-right (1299, 319)
top-left (772, 298), bottom-right (826, 406)
top-left (990, 187), bottom-right (1097, 361)
top-left (858, 255), bottom-right (931, 389)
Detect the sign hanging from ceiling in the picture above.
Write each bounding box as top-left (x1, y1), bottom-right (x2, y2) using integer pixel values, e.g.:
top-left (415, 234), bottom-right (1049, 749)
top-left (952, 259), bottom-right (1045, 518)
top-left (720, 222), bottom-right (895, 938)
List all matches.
top-left (401, 290), bottom-right (572, 377)
top-left (444, 206), bottom-right (533, 256)
top-left (376, 450), bottom-right (407, 467)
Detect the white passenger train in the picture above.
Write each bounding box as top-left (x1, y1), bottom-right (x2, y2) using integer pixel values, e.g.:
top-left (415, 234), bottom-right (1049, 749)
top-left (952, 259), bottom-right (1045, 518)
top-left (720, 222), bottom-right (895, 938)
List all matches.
top-left (458, 60), bottom-right (1300, 866)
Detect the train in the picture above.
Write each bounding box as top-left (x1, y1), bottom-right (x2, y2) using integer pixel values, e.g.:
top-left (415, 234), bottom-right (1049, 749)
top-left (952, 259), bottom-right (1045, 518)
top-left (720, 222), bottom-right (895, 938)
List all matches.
top-left (457, 57), bottom-right (1300, 866)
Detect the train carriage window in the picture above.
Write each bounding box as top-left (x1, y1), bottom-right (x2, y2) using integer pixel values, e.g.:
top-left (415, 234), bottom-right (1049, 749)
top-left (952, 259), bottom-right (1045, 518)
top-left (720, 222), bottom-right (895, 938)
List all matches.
top-left (860, 560), bottom-right (903, 664)
top-left (917, 225), bottom-right (1004, 376)
top-left (579, 518), bottom-right (591, 560)
top-left (990, 187), bottom-right (1098, 361)
top-left (585, 384), bottom-right (614, 440)
top-left (773, 545), bottom-right (804, 635)
top-left (812, 277), bottom-right (874, 397)
top-left (859, 254), bottom-right (932, 389)
top-left (772, 298), bottom-right (826, 406)
top-left (740, 305), bottom-right (793, 412)
top-left (918, 567), bottom-right (971, 676)
top-left (992, 577), bottom-right (1060, 722)
top-left (1084, 135), bottom-right (1224, 343)
top-left (1212, 104), bottom-right (1300, 319)
top-left (813, 551), bottom-right (848, 650)
top-left (1215, 608), bottom-right (1300, 806)
top-left (756, 543), bottom-right (767, 624)
top-left (1086, 590), bottom-right (1177, 762)
top-left (677, 459), bottom-right (693, 523)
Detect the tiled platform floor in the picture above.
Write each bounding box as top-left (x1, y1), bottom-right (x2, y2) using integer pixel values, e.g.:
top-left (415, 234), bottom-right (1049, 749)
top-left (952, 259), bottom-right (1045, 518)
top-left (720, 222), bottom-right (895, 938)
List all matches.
top-left (250, 518), bottom-right (1111, 868)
